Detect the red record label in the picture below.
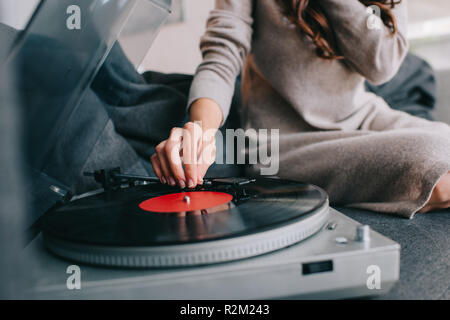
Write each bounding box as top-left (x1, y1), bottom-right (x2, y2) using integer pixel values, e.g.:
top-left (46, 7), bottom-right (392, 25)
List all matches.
top-left (139, 191), bottom-right (233, 213)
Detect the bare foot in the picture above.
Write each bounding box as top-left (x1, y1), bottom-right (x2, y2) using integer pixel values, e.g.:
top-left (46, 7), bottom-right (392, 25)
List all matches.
top-left (419, 172), bottom-right (450, 213)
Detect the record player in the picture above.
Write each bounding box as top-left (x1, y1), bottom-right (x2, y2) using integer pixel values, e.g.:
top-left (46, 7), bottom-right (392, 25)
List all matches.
top-left (4, 0), bottom-right (400, 299)
top-left (23, 168), bottom-right (400, 299)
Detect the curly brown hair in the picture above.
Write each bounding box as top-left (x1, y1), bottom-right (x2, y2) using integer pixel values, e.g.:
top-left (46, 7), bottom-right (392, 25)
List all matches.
top-left (278, 0), bottom-right (402, 59)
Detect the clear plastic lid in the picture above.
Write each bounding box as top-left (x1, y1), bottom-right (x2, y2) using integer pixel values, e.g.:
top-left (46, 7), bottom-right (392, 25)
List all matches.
top-left (3, 0), bottom-right (171, 171)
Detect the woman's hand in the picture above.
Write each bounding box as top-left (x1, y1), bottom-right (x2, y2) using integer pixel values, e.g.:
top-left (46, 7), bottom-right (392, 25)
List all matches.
top-left (151, 122), bottom-right (217, 188)
top-left (151, 98), bottom-right (223, 189)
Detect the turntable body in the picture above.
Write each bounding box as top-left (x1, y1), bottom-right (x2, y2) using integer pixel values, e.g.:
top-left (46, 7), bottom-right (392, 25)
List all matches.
top-left (25, 207), bottom-right (399, 299)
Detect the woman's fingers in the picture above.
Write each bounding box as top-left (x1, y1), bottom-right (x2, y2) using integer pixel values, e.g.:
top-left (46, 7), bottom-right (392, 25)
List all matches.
top-left (183, 122), bottom-right (202, 188)
top-left (166, 128), bottom-right (186, 187)
top-left (150, 154), bottom-right (166, 184)
top-left (151, 123), bottom-right (217, 189)
top-left (155, 141), bottom-right (176, 186)
top-left (197, 130), bottom-right (217, 183)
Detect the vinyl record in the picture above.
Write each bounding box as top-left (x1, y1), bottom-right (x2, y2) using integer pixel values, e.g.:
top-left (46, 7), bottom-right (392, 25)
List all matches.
top-left (41, 177), bottom-right (330, 268)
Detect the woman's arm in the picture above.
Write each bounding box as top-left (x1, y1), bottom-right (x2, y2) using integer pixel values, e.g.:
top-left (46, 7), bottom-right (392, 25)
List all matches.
top-left (321, 0), bottom-right (409, 85)
top-left (151, 0), bottom-right (253, 189)
top-left (188, 0), bottom-right (254, 125)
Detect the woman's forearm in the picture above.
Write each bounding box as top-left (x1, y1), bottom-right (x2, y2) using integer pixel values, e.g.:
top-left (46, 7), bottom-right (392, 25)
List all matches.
top-left (187, 0), bottom-right (253, 127)
top-left (189, 98), bottom-right (223, 132)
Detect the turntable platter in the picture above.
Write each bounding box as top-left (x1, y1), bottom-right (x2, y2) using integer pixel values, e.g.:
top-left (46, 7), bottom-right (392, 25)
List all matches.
top-left (41, 177), bottom-right (330, 268)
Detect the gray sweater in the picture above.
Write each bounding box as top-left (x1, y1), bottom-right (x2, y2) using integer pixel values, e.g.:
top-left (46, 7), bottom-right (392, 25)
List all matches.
top-left (188, 0), bottom-right (450, 218)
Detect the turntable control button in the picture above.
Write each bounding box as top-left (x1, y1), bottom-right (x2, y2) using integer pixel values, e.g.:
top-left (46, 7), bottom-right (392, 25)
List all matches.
top-left (326, 222), bottom-right (337, 230)
top-left (355, 225), bottom-right (370, 243)
top-left (49, 185), bottom-right (67, 197)
top-left (335, 237), bottom-right (348, 245)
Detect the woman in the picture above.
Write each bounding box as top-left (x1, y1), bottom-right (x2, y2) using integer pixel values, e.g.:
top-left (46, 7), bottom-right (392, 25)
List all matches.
top-left (151, 0), bottom-right (450, 218)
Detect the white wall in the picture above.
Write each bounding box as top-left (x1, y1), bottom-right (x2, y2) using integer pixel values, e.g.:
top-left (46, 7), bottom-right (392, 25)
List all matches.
top-left (0, 0), bottom-right (40, 29)
top-left (141, 0), bottom-right (214, 74)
